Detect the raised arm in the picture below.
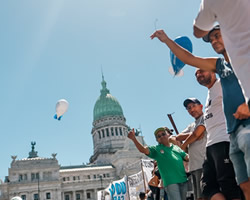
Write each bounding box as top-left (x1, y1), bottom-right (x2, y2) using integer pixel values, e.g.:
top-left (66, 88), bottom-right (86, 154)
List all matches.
top-left (128, 129), bottom-right (150, 155)
top-left (175, 132), bottom-right (191, 141)
top-left (181, 125), bottom-right (206, 151)
top-left (193, 25), bottom-right (209, 38)
top-left (150, 30), bottom-right (216, 72)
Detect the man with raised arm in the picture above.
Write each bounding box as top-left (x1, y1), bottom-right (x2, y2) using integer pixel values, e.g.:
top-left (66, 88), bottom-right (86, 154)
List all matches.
top-left (128, 127), bottom-right (189, 200)
top-left (193, 0), bottom-right (250, 116)
top-left (151, 26), bottom-right (246, 199)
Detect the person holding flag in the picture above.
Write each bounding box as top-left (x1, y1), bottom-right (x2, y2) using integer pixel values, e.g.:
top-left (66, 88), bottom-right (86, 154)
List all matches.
top-left (150, 27), bottom-right (245, 199)
top-left (193, 0), bottom-right (250, 116)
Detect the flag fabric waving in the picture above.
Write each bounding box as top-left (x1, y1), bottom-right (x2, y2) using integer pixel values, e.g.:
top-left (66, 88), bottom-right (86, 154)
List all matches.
top-left (127, 171), bottom-right (145, 200)
top-left (97, 160), bottom-right (155, 200)
top-left (98, 176), bottom-right (129, 200)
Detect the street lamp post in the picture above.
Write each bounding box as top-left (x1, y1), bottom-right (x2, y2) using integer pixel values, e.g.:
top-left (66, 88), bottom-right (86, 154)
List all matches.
top-left (38, 173), bottom-right (40, 200)
top-left (100, 175), bottom-right (103, 189)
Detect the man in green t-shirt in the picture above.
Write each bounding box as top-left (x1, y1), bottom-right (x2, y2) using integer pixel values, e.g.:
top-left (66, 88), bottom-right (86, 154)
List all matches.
top-left (128, 127), bottom-right (189, 200)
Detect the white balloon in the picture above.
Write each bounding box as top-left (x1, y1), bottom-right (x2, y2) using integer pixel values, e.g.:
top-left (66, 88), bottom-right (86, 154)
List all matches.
top-left (54, 99), bottom-right (69, 120)
top-left (11, 197), bottom-right (22, 200)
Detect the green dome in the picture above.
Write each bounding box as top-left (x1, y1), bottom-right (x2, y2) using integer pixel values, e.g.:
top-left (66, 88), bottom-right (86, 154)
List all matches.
top-left (93, 76), bottom-right (124, 121)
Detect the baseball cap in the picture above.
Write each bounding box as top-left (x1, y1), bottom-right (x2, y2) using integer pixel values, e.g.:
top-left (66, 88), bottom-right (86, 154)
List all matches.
top-left (154, 127), bottom-right (173, 137)
top-left (183, 98), bottom-right (201, 108)
top-left (202, 25), bottom-right (220, 42)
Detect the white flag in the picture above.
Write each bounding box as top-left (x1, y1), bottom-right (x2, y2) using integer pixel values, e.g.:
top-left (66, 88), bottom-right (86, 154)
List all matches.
top-left (128, 171), bottom-right (144, 200)
top-left (141, 159), bottom-right (154, 185)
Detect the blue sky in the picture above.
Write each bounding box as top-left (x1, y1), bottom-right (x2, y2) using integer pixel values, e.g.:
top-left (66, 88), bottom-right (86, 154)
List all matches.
top-left (0, 0), bottom-right (218, 180)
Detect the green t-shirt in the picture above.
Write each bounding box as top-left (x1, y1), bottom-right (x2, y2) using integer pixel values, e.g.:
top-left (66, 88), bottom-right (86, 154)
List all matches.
top-left (148, 144), bottom-right (187, 186)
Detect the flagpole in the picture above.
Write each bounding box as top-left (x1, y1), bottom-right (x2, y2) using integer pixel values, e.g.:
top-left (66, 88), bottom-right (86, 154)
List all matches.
top-left (126, 175), bottom-right (131, 200)
top-left (167, 113), bottom-right (179, 135)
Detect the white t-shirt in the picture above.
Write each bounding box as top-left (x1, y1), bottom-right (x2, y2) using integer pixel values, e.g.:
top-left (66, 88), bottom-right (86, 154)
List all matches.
top-left (182, 115), bottom-right (207, 172)
top-left (204, 79), bottom-right (229, 147)
top-left (194, 0), bottom-right (250, 101)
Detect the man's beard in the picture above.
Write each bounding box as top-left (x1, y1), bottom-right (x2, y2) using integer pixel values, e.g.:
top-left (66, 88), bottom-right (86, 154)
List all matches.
top-left (197, 75), bottom-right (212, 86)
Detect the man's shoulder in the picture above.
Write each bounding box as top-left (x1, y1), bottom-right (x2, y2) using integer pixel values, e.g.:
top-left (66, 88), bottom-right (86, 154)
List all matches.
top-left (171, 144), bottom-right (183, 152)
top-left (209, 79), bottom-right (222, 93)
top-left (216, 58), bottom-right (235, 80)
top-left (149, 144), bottom-right (161, 150)
top-left (195, 115), bottom-right (205, 126)
top-left (183, 122), bottom-right (195, 132)
top-left (215, 57), bottom-right (223, 69)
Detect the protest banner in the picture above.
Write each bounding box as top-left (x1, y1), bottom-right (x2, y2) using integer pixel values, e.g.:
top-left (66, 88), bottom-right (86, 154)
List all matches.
top-left (127, 171), bottom-right (144, 200)
top-left (141, 159), bottom-right (154, 185)
top-left (98, 176), bottom-right (129, 200)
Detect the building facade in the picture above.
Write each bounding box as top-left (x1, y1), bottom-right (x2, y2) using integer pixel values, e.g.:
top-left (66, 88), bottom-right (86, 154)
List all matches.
top-left (0, 76), bottom-right (146, 200)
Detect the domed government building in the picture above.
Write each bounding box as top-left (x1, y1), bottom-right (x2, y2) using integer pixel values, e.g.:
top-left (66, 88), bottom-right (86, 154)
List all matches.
top-left (0, 76), bottom-right (146, 200)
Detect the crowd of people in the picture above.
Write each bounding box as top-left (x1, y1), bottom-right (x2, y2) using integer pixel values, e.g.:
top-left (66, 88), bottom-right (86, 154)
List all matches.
top-left (128, 0), bottom-right (250, 199)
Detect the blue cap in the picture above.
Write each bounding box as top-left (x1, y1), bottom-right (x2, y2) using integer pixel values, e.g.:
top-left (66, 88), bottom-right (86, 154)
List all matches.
top-left (183, 98), bottom-right (201, 108)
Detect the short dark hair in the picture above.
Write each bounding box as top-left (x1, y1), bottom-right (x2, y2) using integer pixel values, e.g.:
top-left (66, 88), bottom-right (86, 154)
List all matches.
top-left (183, 98), bottom-right (201, 108)
top-left (139, 192), bottom-right (146, 199)
top-left (202, 25), bottom-right (220, 42)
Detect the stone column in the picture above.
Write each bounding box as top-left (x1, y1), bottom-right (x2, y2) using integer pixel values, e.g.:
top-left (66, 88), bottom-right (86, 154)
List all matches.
top-left (55, 189), bottom-right (61, 200)
top-left (94, 189), bottom-right (97, 200)
top-left (28, 191), bottom-right (31, 200)
top-left (29, 191), bottom-right (32, 200)
top-left (39, 190), bottom-right (43, 200)
top-left (62, 192), bottom-right (65, 200)
top-left (83, 190), bottom-right (87, 200)
top-left (72, 191), bottom-right (76, 200)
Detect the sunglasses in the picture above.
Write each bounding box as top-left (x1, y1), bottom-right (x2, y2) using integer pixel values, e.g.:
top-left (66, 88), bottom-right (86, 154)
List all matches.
top-left (157, 132), bottom-right (166, 139)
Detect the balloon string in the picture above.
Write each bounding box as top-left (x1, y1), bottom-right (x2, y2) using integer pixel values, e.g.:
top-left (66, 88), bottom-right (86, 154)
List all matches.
top-left (154, 18), bottom-right (158, 31)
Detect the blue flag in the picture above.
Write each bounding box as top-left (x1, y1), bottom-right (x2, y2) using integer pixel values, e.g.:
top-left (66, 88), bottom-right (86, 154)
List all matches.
top-left (170, 36), bottom-right (193, 75)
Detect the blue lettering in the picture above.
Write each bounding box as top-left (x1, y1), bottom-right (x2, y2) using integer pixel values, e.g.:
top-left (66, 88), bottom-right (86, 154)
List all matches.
top-left (120, 182), bottom-right (126, 194)
top-left (109, 184), bottom-right (115, 198)
top-left (115, 183), bottom-right (122, 195)
top-left (109, 189), bottom-right (112, 198)
top-left (109, 181), bottom-right (127, 199)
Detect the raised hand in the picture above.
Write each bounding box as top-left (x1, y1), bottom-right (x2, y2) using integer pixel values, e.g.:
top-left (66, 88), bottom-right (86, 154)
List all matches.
top-left (127, 128), bottom-right (136, 140)
top-left (150, 30), bottom-right (169, 43)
